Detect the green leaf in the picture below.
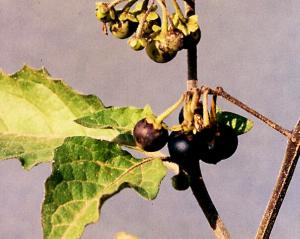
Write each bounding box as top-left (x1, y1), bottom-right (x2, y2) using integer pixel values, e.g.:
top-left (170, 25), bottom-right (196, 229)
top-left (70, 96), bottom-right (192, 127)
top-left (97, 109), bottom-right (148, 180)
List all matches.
top-left (75, 105), bottom-right (155, 147)
top-left (146, 12), bottom-right (159, 21)
top-left (217, 111), bottom-right (254, 135)
top-left (0, 66), bottom-right (120, 169)
top-left (115, 232), bottom-right (140, 239)
top-left (172, 14), bottom-right (199, 36)
top-left (42, 136), bottom-right (166, 239)
top-left (75, 105), bottom-right (154, 132)
top-left (119, 12), bottom-right (138, 22)
top-left (186, 15), bottom-right (199, 33)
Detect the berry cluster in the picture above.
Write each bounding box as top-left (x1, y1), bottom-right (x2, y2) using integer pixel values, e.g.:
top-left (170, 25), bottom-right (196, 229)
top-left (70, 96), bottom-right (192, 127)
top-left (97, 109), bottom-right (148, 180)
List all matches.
top-left (95, 0), bottom-right (201, 63)
top-left (133, 89), bottom-right (239, 165)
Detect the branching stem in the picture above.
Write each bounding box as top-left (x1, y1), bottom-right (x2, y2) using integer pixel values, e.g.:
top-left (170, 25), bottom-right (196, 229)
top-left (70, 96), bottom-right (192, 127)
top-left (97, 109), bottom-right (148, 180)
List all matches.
top-left (156, 94), bottom-right (184, 124)
top-left (183, 1), bottom-right (231, 239)
top-left (155, 0), bottom-right (168, 34)
top-left (255, 119), bottom-right (300, 239)
top-left (181, 1), bottom-right (299, 239)
top-left (207, 87), bottom-right (293, 140)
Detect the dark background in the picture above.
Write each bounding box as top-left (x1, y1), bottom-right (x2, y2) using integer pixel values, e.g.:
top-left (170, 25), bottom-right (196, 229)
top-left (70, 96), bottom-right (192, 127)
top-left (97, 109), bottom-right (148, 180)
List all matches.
top-left (0, 1), bottom-right (299, 238)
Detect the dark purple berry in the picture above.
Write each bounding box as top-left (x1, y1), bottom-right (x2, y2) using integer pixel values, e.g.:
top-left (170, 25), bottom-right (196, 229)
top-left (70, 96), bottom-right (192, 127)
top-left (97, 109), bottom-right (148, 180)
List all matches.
top-left (171, 171), bottom-right (190, 191)
top-left (195, 124), bottom-right (238, 164)
top-left (133, 118), bottom-right (168, 152)
top-left (167, 131), bottom-right (196, 162)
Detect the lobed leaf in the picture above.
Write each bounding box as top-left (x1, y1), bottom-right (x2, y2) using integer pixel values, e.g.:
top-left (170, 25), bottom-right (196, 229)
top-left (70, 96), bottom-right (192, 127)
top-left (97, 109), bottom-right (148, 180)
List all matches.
top-left (0, 66), bottom-right (120, 169)
top-left (75, 105), bottom-right (154, 132)
top-left (217, 111), bottom-right (254, 135)
top-left (42, 136), bottom-right (166, 239)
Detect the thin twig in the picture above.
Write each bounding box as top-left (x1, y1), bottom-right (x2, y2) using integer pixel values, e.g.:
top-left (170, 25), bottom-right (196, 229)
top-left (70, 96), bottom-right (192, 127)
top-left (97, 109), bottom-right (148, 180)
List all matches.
top-left (255, 119), bottom-right (300, 239)
top-left (184, 0), bottom-right (198, 90)
top-left (186, 161), bottom-right (232, 239)
top-left (205, 86), bottom-right (293, 140)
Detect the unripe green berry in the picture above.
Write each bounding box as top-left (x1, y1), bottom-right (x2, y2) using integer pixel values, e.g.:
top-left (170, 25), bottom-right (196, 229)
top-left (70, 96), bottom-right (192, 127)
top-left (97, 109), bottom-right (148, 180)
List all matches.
top-left (128, 36), bottom-right (146, 51)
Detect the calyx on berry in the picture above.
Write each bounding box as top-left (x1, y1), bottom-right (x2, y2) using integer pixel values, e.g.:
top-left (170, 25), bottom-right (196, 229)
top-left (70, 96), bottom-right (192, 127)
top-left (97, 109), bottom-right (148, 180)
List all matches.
top-left (133, 94), bottom-right (184, 152)
top-left (167, 89), bottom-right (240, 165)
top-left (145, 0), bottom-right (184, 63)
top-left (195, 91), bottom-right (238, 164)
top-left (127, 3), bottom-right (155, 51)
top-left (178, 101), bottom-right (203, 124)
top-left (133, 117), bottom-right (169, 152)
top-left (95, 2), bottom-right (116, 23)
top-left (145, 37), bottom-right (177, 63)
top-left (133, 2), bottom-right (161, 37)
top-left (109, 19), bottom-right (137, 39)
top-left (170, 0), bottom-right (201, 48)
top-left (109, 4), bottom-right (139, 39)
top-left (128, 35), bottom-right (146, 51)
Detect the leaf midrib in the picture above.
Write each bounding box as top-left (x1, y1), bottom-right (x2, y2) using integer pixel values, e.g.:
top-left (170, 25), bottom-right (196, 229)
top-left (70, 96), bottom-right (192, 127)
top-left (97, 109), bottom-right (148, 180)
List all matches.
top-left (48, 158), bottom-right (155, 238)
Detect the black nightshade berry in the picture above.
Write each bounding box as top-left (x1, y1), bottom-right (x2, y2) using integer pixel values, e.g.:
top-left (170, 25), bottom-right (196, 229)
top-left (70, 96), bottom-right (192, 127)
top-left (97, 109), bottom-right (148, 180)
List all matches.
top-left (133, 118), bottom-right (168, 152)
top-left (171, 171), bottom-right (190, 191)
top-left (167, 131), bottom-right (197, 162)
top-left (195, 124), bottom-right (238, 164)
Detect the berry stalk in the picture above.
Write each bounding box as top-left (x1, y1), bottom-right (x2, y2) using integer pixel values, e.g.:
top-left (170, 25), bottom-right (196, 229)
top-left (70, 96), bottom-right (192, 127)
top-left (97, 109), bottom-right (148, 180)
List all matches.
top-left (172, 0), bottom-right (186, 22)
top-left (135, 2), bottom-right (152, 38)
top-left (155, 0), bottom-right (168, 35)
top-left (202, 89), bottom-right (210, 127)
top-left (155, 94), bottom-right (184, 125)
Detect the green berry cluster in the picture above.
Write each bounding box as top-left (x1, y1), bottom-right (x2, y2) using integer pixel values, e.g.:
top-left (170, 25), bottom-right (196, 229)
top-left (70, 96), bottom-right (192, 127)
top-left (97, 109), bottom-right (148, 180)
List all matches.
top-left (95, 0), bottom-right (201, 63)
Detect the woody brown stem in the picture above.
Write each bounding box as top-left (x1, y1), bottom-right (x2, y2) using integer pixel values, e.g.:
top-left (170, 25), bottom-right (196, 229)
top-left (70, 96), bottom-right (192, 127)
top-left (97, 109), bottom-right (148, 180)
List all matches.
top-left (255, 119), bottom-right (300, 239)
top-left (213, 87), bottom-right (293, 140)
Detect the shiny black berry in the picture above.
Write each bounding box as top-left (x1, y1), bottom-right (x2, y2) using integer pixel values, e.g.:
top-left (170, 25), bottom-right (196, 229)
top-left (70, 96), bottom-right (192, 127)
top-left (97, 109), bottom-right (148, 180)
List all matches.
top-left (171, 171), bottom-right (190, 191)
top-left (195, 124), bottom-right (238, 164)
top-left (167, 131), bottom-right (196, 162)
top-left (133, 118), bottom-right (168, 152)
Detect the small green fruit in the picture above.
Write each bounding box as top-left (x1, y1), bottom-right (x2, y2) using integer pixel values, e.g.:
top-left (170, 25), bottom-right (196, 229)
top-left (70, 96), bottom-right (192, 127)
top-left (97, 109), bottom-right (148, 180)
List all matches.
top-left (95, 3), bottom-right (115, 23)
top-left (145, 29), bottom-right (184, 63)
top-left (109, 20), bottom-right (138, 39)
top-left (128, 35), bottom-right (146, 51)
top-left (145, 40), bottom-right (177, 63)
